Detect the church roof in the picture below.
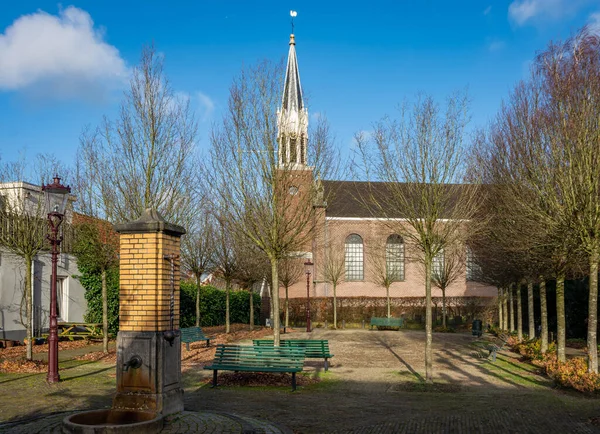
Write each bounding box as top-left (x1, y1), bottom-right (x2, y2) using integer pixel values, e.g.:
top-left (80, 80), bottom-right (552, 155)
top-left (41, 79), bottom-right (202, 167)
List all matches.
top-left (281, 34), bottom-right (304, 112)
top-left (322, 180), bottom-right (470, 219)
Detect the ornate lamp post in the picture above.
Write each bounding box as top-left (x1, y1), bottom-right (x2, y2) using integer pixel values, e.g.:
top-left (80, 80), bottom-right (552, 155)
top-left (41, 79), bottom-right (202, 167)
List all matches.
top-left (304, 259), bottom-right (313, 333)
top-left (42, 175), bottom-right (71, 383)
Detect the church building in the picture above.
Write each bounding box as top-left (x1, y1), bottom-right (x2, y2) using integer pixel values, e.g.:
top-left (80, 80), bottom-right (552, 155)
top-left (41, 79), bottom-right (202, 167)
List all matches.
top-left (275, 32), bottom-right (496, 319)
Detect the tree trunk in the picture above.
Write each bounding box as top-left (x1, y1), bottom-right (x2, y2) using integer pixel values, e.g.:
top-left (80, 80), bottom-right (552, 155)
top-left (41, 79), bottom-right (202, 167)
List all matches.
top-left (497, 287), bottom-right (503, 329)
top-left (442, 288), bottom-right (447, 329)
top-left (285, 286), bottom-right (289, 328)
top-left (386, 286), bottom-right (391, 318)
top-left (249, 288), bottom-right (254, 331)
top-left (195, 274), bottom-right (201, 327)
top-left (425, 257), bottom-right (433, 384)
top-left (333, 282), bottom-right (337, 329)
top-left (588, 251), bottom-right (598, 373)
top-left (225, 281), bottom-right (230, 334)
top-left (25, 256), bottom-right (33, 361)
top-left (102, 269), bottom-right (108, 353)
top-left (539, 278), bottom-right (548, 353)
top-left (556, 272), bottom-right (566, 363)
top-left (503, 287), bottom-right (508, 331)
top-left (509, 286), bottom-right (514, 332)
top-left (270, 259), bottom-right (281, 346)
top-left (517, 283), bottom-right (523, 341)
top-left (527, 281), bottom-right (535, 339)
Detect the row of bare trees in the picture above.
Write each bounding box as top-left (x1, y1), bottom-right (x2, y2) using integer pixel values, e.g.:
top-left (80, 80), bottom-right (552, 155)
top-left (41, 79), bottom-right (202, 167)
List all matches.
top-left (471, 28), bottom-right (600, 373)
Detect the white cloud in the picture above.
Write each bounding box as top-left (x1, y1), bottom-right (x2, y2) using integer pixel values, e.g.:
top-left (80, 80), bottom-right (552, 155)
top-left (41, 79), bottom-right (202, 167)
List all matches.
top-left (0, 6), bottom-right (127, 99)
top-left (509, 0), bottom-right (594, 26)
top-left (483, 6), bottom-right (492, 15)
top-left (589, 12), bottom-right (600, 34)
top-left (197, 91), bottom-right (215, 122)
top-left (488, 39), bottom-right (506, 52)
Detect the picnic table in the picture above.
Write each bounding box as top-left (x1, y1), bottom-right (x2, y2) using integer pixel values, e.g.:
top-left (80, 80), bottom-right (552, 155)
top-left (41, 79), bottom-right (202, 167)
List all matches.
top-left (48, 322), bottom-right (103, 341)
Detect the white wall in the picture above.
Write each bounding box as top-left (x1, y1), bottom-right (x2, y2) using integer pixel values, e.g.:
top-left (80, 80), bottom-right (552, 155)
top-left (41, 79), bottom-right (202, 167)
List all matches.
top-left (0, 248), bottom-right (87, 342)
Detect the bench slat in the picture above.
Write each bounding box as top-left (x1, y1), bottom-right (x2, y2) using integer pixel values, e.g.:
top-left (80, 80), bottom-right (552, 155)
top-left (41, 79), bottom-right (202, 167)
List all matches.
top-left (180, 326), bottom-right (211, 349)
top-left (253, 339), bottom-right (333, 371)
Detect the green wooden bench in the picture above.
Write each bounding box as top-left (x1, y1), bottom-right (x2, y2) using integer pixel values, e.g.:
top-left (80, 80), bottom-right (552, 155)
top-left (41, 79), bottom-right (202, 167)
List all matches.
top-left (180, 326), bottom-right (211, 350)
top-left (253, 339), bottom-right (334, 371)
top-left (486, 333), bottom-right (510, 362)
top-left (204, 344), bottom-right (306, 391)
top-left (370, 317), bottom-right (404, 330)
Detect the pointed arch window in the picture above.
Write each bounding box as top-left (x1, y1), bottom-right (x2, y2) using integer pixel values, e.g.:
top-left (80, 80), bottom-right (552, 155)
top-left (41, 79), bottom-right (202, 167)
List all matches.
top-left (300, 136), bottom-right (306, 164)
top-left (280, 140), bottom-right (288, 165)
top-left (345, 234), bottom-right (364, 281)
top-left (386, 234), bottom-right (404, 281)
top-left (290, 138), bottom-right (297, 163)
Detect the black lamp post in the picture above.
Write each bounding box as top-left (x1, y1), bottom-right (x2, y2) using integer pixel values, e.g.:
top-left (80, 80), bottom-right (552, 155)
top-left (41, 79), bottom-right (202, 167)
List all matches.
top-left (304, 259), bottom-right (313, 333)
top-left (42, 175), bottom-right (71, 384)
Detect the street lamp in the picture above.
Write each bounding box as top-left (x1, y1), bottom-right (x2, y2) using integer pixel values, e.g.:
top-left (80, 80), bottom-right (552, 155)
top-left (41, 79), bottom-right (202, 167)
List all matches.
top-left (304, 259), bottom-right (313, 333)
top-left (42, 175), bottom-right (71, 384)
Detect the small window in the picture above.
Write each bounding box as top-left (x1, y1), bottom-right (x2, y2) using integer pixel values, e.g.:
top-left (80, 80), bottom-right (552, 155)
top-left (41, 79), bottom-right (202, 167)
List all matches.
top-left (386, 234), bottom-right (404, 281)
top-left (345, 234), bottom-right (364, 281)
top-left (432, 249), bottom-right (444, 278)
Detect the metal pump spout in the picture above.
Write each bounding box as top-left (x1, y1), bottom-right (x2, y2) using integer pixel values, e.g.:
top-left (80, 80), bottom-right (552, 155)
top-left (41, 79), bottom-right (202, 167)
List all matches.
top-left (123, 355), bottom-right (143, 372)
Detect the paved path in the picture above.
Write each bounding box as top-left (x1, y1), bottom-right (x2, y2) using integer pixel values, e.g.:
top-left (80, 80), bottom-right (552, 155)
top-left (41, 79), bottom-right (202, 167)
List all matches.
top-left (1, 329), bottom-right (599, 433)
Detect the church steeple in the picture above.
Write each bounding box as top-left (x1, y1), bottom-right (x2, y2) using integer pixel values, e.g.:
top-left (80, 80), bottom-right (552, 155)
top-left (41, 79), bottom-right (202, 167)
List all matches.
top-left (277, 33), bottom-right (308, 168)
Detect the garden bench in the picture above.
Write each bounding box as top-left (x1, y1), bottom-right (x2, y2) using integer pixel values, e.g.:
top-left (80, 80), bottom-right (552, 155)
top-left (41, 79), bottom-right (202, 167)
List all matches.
top-left (253, 339), bottom-right (334, 371)
top-left (180, 326), bottom-right (211, 350)
top-left (486, 333), bottom-right (510, 362)
top-left (370, 317), bottom-right (404, 330)
top-left (204, 344), bottom-right (305, 391)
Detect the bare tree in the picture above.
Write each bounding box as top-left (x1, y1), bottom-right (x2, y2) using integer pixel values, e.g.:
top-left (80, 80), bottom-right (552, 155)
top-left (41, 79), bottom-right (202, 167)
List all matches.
top-left (76, 45), bottom-right (199, 226)
top-left (181, 212), bottom-right (215, 327)
top-left (234, 241), bottom-right (270, 331)
top-left (354, 92), bottom-right (478, 383)
top-left (213, 214), bottom-right (238, 334)
top-left (0, 165), bottom-right (47, 361)
top-left (536, 29), bottom-right (600, 372)
top-left (278, 256), bottom-right (304, 329)
top-left (206, 60), bottom-right (338, 345)
top-left (431, 243), bottom-right (465, 328)
top-left (322, 241), bottom-right (345, 329)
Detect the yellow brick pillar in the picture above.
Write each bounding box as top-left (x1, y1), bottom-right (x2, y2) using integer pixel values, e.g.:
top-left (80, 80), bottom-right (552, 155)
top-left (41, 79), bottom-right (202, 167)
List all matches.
top-left (113, 209), bottom-right (186, 416)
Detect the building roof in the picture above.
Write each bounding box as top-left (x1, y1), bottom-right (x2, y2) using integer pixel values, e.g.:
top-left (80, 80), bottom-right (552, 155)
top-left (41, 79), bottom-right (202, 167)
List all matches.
top-left (322, 180), bottom-right (470, 219)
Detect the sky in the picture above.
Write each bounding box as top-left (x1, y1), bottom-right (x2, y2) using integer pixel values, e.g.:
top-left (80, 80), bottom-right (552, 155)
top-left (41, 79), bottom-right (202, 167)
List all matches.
top-left (0, 1), bottom-right (599, 182)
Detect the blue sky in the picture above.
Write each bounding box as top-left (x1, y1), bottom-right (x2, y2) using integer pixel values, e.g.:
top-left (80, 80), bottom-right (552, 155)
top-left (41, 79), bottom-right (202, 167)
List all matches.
top-left (1, 1), bottom-right (599, 182)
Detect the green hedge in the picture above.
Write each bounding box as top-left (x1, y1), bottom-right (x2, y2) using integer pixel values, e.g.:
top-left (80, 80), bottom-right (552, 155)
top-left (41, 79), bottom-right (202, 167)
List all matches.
top-left (180, 282), bottom-right (261, 328)
top-left (80, 277), bottom-right (260, 332)
top-left (79, 267), bottom-right (120, 336)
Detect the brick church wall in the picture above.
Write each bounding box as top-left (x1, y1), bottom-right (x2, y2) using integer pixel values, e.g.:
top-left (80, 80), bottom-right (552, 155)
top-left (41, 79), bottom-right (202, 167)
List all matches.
top-left (281, 217), bottom-right (497, 300)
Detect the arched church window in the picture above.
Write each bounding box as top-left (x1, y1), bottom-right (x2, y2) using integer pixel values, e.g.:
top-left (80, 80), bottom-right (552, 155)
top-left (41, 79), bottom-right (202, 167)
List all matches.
top-left (290, 138), bottom-right (297, 163)
top-left (281, 140), bottom-right (287, 165)
top-left (300, 136), bottom-right (306, 164)
top-left (386, 234), bottom-right (404, 281)
top-left (345, 234), bottom-right (364, 281)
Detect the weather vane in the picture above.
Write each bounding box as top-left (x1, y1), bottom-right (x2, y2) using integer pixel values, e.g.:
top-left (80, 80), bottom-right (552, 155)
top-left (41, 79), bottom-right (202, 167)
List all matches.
top-left (290, 10), bottom-right (297, 34)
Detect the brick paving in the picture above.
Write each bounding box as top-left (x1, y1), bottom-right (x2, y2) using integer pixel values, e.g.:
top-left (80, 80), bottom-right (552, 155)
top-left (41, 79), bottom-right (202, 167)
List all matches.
top-left (1, 329), bottom-right (599, 433)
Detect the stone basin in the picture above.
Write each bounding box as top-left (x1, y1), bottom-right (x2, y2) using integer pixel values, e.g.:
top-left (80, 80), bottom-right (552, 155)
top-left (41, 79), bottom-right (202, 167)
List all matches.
top-left (62, 409), bottom-right (164, 434)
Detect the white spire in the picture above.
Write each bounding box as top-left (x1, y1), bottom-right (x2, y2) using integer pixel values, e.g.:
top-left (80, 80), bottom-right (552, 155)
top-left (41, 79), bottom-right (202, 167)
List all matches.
top-left (277, 32), bottom-right (309, 168)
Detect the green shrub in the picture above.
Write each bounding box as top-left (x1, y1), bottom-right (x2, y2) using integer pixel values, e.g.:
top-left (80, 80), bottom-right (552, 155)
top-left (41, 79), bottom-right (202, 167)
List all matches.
top-left (179, 282), bottom-right (261, 328)
top-left (512, 338), bottom-right (556, 361)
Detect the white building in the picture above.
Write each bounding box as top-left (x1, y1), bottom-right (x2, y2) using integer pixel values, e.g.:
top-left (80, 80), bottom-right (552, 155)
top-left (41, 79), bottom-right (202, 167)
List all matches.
top-left (0, 181), bottom-right (87, 343)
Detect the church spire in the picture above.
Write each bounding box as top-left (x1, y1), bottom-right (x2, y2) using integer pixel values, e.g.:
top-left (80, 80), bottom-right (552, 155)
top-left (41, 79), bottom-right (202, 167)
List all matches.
top-left (277, 26), bottom-right (308, 168)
